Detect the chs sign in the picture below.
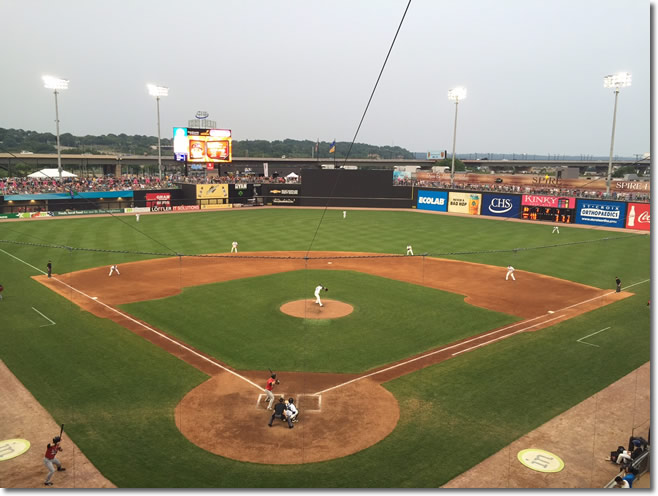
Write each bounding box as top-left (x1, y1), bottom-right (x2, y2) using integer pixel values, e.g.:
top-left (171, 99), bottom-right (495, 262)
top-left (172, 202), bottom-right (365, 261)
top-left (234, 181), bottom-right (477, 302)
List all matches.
top-left (481, 194), bottom-right (521, 218)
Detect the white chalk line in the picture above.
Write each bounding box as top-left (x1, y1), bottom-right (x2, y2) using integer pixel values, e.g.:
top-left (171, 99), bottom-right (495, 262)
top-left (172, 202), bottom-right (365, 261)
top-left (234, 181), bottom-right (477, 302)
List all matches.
top-left (314, 278), bottom-right (651, 395)
top-left (31, 307), bottom-right (56, 327)
top-left (576, 326), bottom-right (612, 347)
top-left (0, 247), bottom-right (263, 393)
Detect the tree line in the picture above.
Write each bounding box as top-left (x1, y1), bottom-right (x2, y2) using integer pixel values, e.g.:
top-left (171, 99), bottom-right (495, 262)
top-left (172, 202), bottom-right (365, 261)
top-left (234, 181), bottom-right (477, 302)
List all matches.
top-left (0, 128), bottom-right (415, 160)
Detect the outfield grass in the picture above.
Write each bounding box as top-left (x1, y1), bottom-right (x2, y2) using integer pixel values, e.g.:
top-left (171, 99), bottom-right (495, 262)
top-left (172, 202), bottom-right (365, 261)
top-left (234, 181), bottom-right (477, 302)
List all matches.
top-left (0, 208), bottom-right (650, 487)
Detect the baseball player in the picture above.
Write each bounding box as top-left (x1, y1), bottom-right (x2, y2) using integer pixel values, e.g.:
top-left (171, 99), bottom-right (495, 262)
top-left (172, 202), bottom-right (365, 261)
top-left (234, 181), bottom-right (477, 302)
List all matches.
top-left (47, 261), bottom-right (52, 278)
top-left (343, 210), bottom-right (346, 219)
top-left (552, 225), bottom-right (560, 234)
top-left (0, 283), bottom-right (3, 300)
top-left (231, 241), bottom-right (238, 253)
top-left (286, 397), bottom-right (299, 423)
top-left (506, 265), bottom-right (516, 281)
top-left (268, 397), bottom-right (293, 428)
top-left (265, 374), bottom-right (279, 410)
top-left (314, 284), bottom-right (328, 306)
top-left (616, 276), bottom-right (621, 293)
top-left (406, 244), bottom-right (414, 256)
top-left (43, 436), bottom-right (65, 485)
top-left (109, 264), bottom-right (121, 277)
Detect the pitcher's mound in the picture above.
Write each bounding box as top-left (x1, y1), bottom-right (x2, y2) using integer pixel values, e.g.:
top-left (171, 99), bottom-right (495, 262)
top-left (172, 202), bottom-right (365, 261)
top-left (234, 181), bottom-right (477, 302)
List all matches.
top-left (280, 299), bottom-right (354, 319)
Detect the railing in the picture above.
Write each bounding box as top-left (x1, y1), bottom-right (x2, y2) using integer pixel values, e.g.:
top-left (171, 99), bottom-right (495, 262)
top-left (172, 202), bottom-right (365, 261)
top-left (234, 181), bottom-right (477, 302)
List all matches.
top-left (603, 448), bottom-right (650, 488)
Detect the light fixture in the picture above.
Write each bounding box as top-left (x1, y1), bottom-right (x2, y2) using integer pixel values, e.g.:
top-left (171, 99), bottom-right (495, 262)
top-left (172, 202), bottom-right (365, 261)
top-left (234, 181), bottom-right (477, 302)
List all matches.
top-left (603, 72), bottom-right (632, 195)
top-left (42, 75), bottom-right (69, 181)
top-left (147, 83), bottom-right (169, 179)
top-left (447, 86), bottom-right (467, 186)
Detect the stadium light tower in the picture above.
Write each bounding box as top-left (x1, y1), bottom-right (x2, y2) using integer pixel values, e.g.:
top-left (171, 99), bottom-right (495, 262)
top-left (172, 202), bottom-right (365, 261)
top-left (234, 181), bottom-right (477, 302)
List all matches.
top-left (447, 86), bottom-right (467, 187)
top-left (603, 72), bottom-right (631, 195)
top-left (147, 83), bottom-right (169, 180)
top-left (42, 75), bottom-right (69, 181)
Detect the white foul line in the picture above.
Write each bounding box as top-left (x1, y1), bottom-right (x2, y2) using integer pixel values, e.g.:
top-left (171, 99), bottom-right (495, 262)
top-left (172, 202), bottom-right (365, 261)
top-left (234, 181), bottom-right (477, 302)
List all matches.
top-left (576, 326), bottom-right (612, 347)
top-left (0, 247), bottom-right (263, 393)
top-left (314, 278), bottom-right (651, 395)
top-left (32, 307), bottom-right (56, 327)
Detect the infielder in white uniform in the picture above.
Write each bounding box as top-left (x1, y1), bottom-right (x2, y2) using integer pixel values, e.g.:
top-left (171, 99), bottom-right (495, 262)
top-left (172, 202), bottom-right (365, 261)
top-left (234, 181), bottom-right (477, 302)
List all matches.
top-left (231, 241), bottom-right (238, 253)
top-left (406, 245), bottom-right (414, 256)
top-left (505, 265), bottom-right (515, 281)
top-left (552, 226), bottom-right (560, 234)
top-left (314, 284), bottom-right (327, 306)
top-left (109, 264), bottom-right (120, 277)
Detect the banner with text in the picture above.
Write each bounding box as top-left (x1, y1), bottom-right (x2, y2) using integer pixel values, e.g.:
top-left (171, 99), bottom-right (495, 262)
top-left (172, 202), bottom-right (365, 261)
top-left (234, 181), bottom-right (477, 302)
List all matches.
top-left (625, 202), bottom-right (650, 231)
top-left (575, 199), bottom-right (627, 228)
top-left (416, 190), bottom-right (448, 212)
top-left (146, 192), bottom-right (172, 211)
top-left (481, 193), bottom-right (521, 218)
top-left (448, 192), bottom-right (481, 215)
top-left (522, 194), bottom-right (576, 209)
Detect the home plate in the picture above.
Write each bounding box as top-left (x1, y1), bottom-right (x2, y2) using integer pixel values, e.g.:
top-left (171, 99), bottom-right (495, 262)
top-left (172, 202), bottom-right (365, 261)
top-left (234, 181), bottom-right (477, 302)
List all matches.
top-left (328, 262), bottom-right (332, 264)
top-left (547, 310), bottom-right (554, 314)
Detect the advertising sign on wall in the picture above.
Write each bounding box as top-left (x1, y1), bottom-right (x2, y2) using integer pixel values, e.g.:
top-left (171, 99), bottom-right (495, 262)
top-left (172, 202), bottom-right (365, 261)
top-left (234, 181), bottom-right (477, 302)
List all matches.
top-left (522, 195), bottom-right (576, 209)
top-left (146, 192), bottom-right (171, 211)
top-left (481, 194), bottom-right (521, 218)
top-left (625, 203), bottom-right (650, 231)
top-left (448, 192), bottom-right (481, 215)
top-left (575, 200), bottom-right (627, 228)
top-left (416, 190), bottom-right (448, 212)
top-left (196, 184), bottom-right (229, 199)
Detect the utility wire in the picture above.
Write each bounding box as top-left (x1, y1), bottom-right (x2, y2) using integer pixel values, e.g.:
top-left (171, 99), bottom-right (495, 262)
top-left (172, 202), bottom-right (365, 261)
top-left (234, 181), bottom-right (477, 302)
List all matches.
top-left (304, 0), bottom-right (412, 258)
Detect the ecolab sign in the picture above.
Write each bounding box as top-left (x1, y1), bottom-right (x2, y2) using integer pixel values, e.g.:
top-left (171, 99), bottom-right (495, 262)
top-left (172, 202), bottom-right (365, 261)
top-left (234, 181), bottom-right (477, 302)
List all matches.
top-left (417, 190), bottom-right (448, 212)
top-left (481, 194), bottom-right (521, 218)
top-left (626, 203), bottom-right (650, 231)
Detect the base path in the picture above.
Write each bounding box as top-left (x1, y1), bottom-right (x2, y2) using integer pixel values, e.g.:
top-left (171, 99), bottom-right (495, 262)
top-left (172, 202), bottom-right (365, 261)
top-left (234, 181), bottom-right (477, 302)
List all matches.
top-left (33, 252), bottom-right (631, 465)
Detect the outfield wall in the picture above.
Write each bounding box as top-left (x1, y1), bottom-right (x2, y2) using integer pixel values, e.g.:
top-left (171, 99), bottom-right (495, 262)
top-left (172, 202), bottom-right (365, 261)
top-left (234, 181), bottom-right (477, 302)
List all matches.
top-left (0, 170), bottom-right (650, 231)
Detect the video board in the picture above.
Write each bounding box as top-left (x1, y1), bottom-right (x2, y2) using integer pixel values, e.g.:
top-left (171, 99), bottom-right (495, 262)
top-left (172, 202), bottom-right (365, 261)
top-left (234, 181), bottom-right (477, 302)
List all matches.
top-left (173, 127), bottom-right (232, 163)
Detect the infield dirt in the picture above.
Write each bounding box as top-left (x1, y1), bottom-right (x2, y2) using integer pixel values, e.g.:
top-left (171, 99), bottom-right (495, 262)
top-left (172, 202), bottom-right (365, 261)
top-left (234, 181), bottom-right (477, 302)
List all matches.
top-left (29, 252), bottom-right (631, 466)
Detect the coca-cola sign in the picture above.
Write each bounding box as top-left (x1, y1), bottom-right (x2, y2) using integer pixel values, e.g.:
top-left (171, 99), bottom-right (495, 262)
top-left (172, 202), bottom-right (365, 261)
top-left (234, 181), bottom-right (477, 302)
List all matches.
top-left (625, 202), bottom-right (650, 231)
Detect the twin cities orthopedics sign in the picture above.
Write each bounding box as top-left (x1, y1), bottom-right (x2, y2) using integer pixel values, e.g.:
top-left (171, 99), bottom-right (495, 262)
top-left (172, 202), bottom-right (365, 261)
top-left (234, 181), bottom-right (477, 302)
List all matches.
top-left (576, 199), bottom-right (627, 228)
top-left (625, 202), bottom-right (650, 231)
top-left (417, 190), bottom-right (448, 212)
top-left (481, 194), bottom-right (521, 218)
top-left (522, 195), bottom-right (576, 209)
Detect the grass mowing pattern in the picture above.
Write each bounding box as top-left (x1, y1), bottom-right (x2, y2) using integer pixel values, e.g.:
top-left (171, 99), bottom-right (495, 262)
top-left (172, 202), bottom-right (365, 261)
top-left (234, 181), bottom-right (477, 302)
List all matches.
top-left (120, 269), bottom-right (518, 373)
top-left (0, 208), bottom-right (650, 487)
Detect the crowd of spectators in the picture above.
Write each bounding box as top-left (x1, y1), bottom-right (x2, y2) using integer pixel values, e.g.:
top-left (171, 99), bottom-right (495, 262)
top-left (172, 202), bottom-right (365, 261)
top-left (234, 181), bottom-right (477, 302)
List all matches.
top-left (394, 178), bottom-right (650, 202)
top-left (0, 173), bottom-right (647, 202)
top-left (0, 173), bottom-right (298, 196)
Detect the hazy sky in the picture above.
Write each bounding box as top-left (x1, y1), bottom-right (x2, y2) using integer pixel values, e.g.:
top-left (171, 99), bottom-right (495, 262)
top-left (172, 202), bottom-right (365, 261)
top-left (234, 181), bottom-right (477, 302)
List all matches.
top-left (0, 0), bottom-right (650, 156)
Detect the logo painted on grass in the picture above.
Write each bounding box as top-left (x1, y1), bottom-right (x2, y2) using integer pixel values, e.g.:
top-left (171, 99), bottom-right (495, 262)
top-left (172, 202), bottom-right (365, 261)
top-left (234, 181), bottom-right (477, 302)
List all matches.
top-left (517, 448), bottom-right (564, 473)
top-left (0, 439), bottom-right (31, 461)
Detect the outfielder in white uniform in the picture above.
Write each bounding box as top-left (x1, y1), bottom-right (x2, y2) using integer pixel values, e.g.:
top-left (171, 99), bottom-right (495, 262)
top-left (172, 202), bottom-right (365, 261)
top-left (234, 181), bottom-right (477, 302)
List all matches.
top-left (505, 265), bottom-right (515, 281)
top-left (109, 264), bottom-right (120, 277)
top-left (343, 210), bottom-right (347, 219)
top-left (406, 245), bottom-right (414, 256)
top-left (136, 213), bottom-right (140, 222)
top-left (231, 241), bottom-right (238, 253)
top-left (552, 226), bottom-right (560, 234)
top-left (314, 284), bottom-right (327, 306)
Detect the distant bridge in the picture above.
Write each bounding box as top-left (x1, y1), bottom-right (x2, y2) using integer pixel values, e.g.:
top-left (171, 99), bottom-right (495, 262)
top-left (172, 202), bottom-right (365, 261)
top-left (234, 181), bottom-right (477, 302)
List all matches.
top-left (0, 153), bottom-right (649, 177)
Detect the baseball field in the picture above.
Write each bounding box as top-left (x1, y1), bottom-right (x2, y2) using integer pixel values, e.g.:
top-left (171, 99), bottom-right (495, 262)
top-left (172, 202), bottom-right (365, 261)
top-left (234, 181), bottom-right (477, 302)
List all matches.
top-left (0, 207), bottom-right (650, 487)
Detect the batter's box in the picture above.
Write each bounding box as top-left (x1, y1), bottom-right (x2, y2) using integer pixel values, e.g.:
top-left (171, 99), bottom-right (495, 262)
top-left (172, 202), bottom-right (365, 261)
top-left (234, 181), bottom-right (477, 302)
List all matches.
top-left (256, 393), bottom-right (322, 412)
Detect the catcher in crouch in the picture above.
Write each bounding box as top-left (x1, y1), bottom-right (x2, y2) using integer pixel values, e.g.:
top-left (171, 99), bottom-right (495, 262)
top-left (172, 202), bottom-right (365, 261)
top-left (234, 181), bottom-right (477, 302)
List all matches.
top-left (264, 373), bottom-right (279, 410)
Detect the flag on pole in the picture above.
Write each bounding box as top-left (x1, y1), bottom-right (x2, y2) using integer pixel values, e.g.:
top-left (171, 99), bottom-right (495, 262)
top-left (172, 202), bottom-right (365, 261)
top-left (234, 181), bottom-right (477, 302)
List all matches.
top-left (329, 140), bottom-right (336, 154)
